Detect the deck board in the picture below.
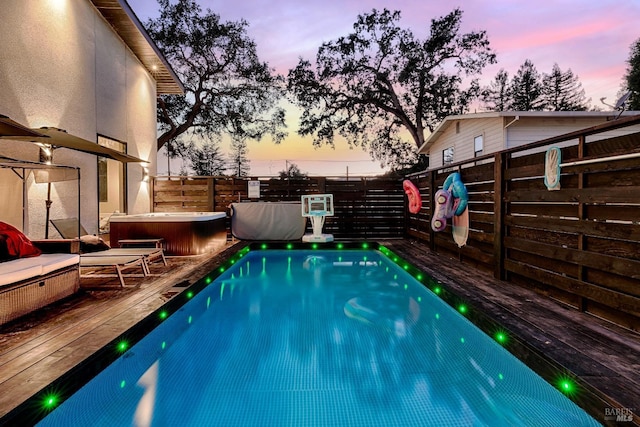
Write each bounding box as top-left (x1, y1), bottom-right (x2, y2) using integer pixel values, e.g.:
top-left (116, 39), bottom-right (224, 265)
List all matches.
top-left (0, 239), bottom-right (638, 426)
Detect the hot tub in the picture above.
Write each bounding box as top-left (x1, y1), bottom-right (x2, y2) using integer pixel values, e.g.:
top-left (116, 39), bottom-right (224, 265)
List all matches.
top-left (109, 212), bottom-right (227, 256)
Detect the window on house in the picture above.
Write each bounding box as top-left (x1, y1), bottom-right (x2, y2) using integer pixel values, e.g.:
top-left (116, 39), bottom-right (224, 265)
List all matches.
top-left (443, 147), bottom-right (454, 165)
top-left (474, 135), bottom-right (483, 157)
top-left (98, 135), bottom-right (127, 223)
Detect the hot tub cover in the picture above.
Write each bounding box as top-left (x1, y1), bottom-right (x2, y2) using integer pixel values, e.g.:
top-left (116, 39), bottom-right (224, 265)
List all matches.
top-left (230, 202), bottom-right (307, 240)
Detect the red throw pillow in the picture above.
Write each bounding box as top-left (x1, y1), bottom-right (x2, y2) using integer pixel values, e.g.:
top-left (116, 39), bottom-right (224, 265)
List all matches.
top-left (0, 221), bottom-right (41, 258)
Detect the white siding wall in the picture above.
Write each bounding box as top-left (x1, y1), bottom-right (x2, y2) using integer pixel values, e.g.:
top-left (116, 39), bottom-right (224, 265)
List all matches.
top-left (427, 117), bottom-right (504, 169)
top-left (0, 0), bottom-right (157, 235)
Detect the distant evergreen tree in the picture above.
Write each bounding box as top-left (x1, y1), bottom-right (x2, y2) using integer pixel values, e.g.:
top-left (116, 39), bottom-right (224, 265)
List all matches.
top-left (624, 37), bottom-right (640, 110)
top-left (509, 60), bottom-right (545, 111)
top-left (542, 63), bottom-right (589, 111)
top-left (279, 163), bottom-right (307, 179)
top-left (187, 140), bottom-right (226, 176)
top-left (228, 137), bottom-right (251, 177)
top-left (480, 69), bottom-right (511, 111)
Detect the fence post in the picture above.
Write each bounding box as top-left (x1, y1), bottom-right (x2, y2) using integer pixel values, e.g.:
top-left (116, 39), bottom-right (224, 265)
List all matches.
top-left (493, 152), bottom-right (505, 280)
top-left (428, 169), bottom-right (436, 251)
top-left (208, 177), bottom-right (215, 211)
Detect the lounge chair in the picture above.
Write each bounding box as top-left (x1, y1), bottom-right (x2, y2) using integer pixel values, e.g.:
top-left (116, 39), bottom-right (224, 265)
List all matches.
top-left (81, 247), bottom-right (167, 274)
top-left (50, 218), bottom-right (110, 253)
top-left (79, 255), bottom-right (147, 287)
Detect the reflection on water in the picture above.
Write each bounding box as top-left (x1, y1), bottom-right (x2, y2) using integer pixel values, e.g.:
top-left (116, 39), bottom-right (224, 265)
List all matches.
top-left (38, 250), bottom-right (599, 427)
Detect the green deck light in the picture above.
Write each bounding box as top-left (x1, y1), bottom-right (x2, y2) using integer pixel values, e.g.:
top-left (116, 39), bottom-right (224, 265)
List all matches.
top-left (557, 377), bottom-right (576, 395)
top-left (433, 286), bottom-right (442, 295)
top-left (393, 257), bottom-right (398, 262)
top-left (186, 291), bottom-right (194, 299)
top-left (312, 243), bottom-right (318, 249)
top-left (403, 264), bottom-right (409, 270)
top-left (494, 331), bottom-right (508, 345)
top-left (416, 274), bottom-right (423, 281)
top-left (261, 243), bottom-right (267, 249)
top-left (159, 310), bottom-right (168, 320)
top-left (286, 243), bottom-right (293, 249)
top-left (42, 393), bottom-right (59, 410)
top-left (458, 304), bottom-right (467, 314)
top-left (117, 340), bottom-right (128, 353)
top-left (205, 277), bottom-right (212, 284)
top-left (337, 243), bottom-right (344, 249)
top-left (361, 243), bottom-right (368, 249)
top-left (219, 266), bottom-right (225, 273)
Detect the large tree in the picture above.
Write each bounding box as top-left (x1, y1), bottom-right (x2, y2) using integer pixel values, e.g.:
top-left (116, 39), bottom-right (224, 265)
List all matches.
top-left (624, 37), bottom-right (640, 111)
top-left (185, 137), bottom-right (227, 176)
top-left (509, 59), bottom-right (545, 111)
top-left (287, 8), bottom-right (495, 168)
top-left (480, 69), bottom-right (510, 111)
top-left (227, 137), bottom-right (251, 176)
top-left (541, 63), bottom-right (589, 111)
top-left (145, 0), bottom-right (287, 152)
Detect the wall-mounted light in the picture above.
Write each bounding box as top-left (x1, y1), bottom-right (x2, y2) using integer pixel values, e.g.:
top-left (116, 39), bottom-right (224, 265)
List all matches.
top-left (142, 166), bottom-right (149, 182)
top-left (37, 143), bottom-right (53, 164)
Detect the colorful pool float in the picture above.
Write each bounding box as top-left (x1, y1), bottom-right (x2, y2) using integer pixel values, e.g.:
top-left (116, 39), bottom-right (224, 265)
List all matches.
top-left (402, 179), bottom-right (422, 214)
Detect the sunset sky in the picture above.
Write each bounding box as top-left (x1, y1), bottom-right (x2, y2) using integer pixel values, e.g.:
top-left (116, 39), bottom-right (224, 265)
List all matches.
top-left (127, 0), bottom-right (639, 176)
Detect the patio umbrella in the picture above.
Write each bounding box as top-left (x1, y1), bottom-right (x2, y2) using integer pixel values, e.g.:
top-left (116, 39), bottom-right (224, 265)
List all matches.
top-left (0, 127), bottom-right (146, 237)
top-left (3, 127), bottom-right (147, 163)
top-left (0, 115), bottom-right (47, 137)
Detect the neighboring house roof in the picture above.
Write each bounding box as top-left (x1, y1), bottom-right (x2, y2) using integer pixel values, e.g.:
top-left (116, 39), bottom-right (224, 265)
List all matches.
top-left (90, 0), bottom-right (184, 95)
top-left (417, 110), bottom-right (635, 154)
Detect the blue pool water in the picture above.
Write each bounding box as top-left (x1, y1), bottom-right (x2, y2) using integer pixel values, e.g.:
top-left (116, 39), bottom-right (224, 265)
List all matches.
top-left (38, 249), bottom-right (600, 426)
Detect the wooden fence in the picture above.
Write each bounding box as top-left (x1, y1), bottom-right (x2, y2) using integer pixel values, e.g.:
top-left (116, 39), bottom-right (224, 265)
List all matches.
top-left (151, 176), bottom-right (405, 239)
top-left (151, 115), bottom-right (640, 331)
top-left (406, 114), bottom-right (640, 331)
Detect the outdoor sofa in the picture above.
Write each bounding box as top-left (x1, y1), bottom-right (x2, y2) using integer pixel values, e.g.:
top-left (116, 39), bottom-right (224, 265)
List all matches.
top-left (0, 222), bottom-right (80, 325)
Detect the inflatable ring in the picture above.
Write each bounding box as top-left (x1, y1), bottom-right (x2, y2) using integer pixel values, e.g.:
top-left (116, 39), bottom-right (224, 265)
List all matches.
top-left (442, 172), bottom-right (468, 216)
top-left (402, 180), bottom-right (422, 214)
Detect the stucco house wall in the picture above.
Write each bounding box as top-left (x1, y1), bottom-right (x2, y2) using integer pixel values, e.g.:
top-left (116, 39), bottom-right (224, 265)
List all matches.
top-left (0, 0), bottom-right (177, 237)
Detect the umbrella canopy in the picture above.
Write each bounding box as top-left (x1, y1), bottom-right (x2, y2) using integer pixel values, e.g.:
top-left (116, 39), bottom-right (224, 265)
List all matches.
top-left (0, 155), bottom-right (79, 182)
top-left (0, 115), bottom-right (47, 137)
top-left (1, 127), bottom-right (147, 163)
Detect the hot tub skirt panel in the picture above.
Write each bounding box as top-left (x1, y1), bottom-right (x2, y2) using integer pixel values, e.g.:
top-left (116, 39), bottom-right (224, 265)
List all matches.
top-left (109, 214), bottom-right (227, 256)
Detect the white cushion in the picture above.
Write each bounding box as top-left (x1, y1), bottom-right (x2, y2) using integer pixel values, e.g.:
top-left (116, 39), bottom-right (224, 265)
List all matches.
top-left (0, 254), bottom-right (79, 286)
top-left (0, 259), bottom-right (43, 286)
top-left (39, 253), bottom-right (80, 275)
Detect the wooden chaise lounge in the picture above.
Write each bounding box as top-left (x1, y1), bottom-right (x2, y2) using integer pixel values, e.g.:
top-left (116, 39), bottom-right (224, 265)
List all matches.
top-left (79, 255), bottom-right (146, 287)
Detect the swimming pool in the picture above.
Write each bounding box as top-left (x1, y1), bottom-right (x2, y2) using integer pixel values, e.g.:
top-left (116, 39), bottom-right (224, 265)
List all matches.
top-left (29, 245), bottom-right (598, 426)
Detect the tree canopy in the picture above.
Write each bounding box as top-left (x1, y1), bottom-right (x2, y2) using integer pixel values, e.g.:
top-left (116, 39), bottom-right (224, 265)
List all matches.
top-left (286, 8), bottom-right (496, 169)
top-left (482, 61), bottom-right (590, 111)
top-left (145, 0), bottom-right (287, 152)
top-left (624, 37), bottom-right (640, 111)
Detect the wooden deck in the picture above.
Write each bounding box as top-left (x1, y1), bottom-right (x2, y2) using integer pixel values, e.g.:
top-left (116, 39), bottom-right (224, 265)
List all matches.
top-left (0, 239), bottom-right (638, 426)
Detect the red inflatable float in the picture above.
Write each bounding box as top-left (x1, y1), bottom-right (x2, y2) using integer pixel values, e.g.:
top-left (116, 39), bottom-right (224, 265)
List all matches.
top-left (402, 180), bottom-right (422, 214)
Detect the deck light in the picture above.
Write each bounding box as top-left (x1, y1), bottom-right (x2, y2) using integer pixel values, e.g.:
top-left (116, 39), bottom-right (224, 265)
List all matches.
top-left (219, 267), bottom-right (225, 273)
top-left (494, 331), bottom-right (508, 345)
top-left (159, 310), bottom-right (168, 320)
top-left (557, 377), bottom-right (576, 395)
top-left (458, 304), bottom-right (467, 314)
top-left (312, 243), bottom-right (318, 249)
top-left (186, 291), bottom-right (194, 299)
top-left (286, 243), bottom-right (293, 249)
top-left (42, 393), bottom-right (59, 410)
top-left (117, 340), bottom-right (128, 353)
top-left (433, 286), bottom-right (442, 295)
top-left (261, 243), bottom-right (267, 249)
top-left (416, 274), bottom-right (423, 281)
top-left (337, 243), bottom-right (344, 249)
top-left (362, 243), bottom-right (368, 249)
top-left (205, 277), bottom-right (212, 284)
